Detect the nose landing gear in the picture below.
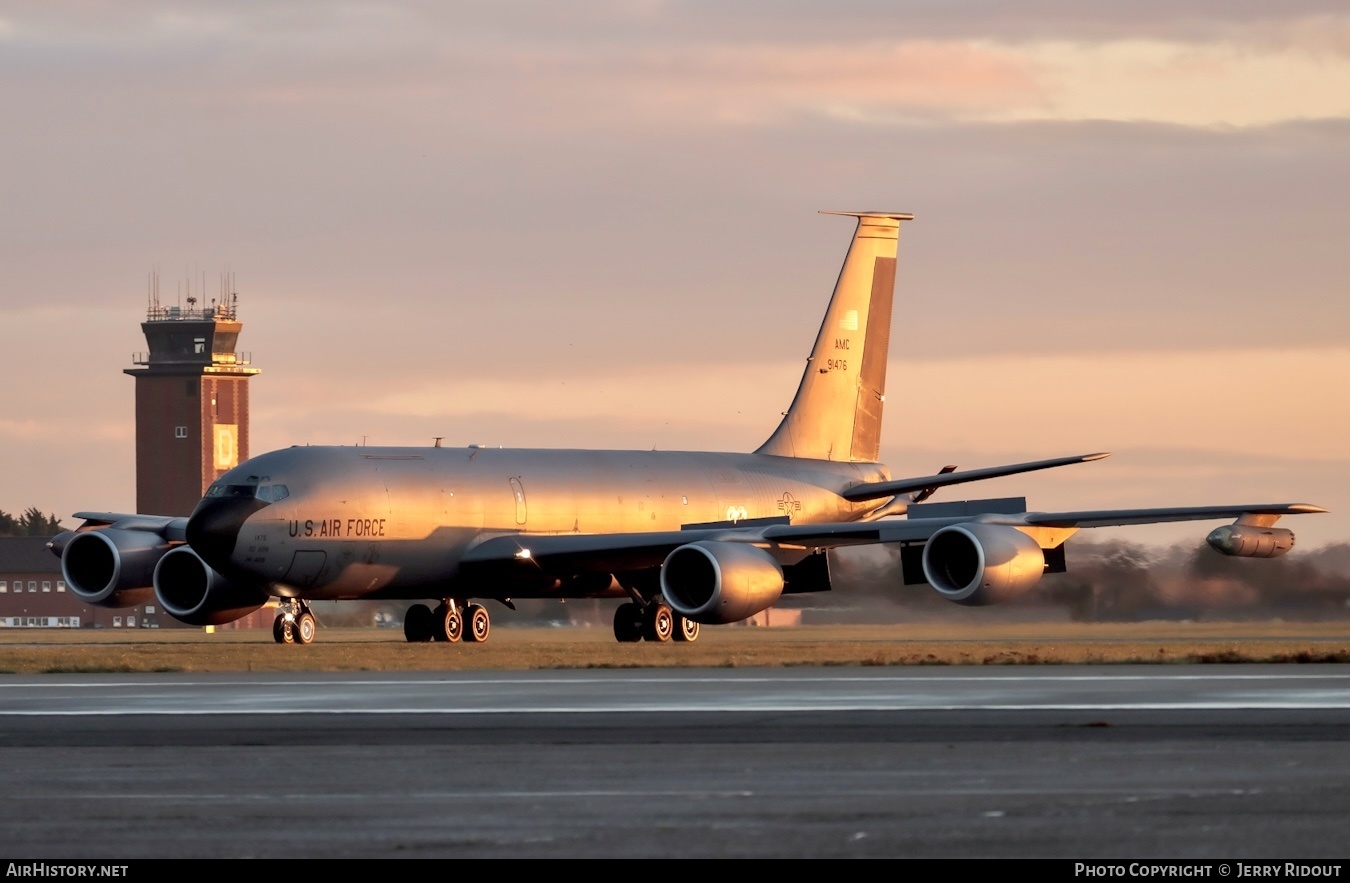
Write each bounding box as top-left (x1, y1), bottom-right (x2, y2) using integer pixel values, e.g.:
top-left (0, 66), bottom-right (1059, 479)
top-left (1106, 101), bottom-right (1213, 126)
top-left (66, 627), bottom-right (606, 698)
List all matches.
top-left (272, 600), bottom-right (318, 645)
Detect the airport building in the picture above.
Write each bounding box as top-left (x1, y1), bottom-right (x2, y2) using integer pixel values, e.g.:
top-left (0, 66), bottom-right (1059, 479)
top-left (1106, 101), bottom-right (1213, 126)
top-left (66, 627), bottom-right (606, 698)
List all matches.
top-left (0, 282), bottom-right (267, 629)
top-left (0, 536), bottom-right (172, 628)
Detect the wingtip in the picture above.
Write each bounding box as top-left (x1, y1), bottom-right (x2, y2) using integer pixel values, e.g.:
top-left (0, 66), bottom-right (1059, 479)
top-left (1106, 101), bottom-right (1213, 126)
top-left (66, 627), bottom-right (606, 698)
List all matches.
top-left (1083, 452), bottom-right (1112, 461)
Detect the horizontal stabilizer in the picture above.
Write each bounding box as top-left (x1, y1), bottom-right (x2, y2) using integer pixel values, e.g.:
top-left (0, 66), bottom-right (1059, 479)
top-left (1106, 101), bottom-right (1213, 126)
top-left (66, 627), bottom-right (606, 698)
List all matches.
top-left (841, 453), bottom-right (1111, 502)
top-left (819, 210), bottom-right (915, 221)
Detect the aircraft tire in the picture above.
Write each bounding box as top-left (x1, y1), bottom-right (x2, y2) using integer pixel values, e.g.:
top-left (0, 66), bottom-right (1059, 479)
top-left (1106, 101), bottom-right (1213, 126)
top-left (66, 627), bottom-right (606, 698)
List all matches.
top-left (644, 603), bottom-right (674, 643)
top-left (294, 613), bottom-right (317, 645)
top-left (403, 604), bottom-right (434, 643)
top-left (465, 604), bottom-right (490, 643)
top-left (673, 614), bottom-right (700, 643)
top-left (272, 615), bottom-right (294, 645)
top-left (434, 604), bottom-right (463, 643)
top-left (613, 603), bottom-right (643, 643)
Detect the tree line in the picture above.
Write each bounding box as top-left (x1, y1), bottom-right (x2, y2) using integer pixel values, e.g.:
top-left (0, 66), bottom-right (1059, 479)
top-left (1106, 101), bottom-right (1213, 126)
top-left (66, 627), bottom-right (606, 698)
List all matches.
top-left (0, 508), bottom-right (66, 537)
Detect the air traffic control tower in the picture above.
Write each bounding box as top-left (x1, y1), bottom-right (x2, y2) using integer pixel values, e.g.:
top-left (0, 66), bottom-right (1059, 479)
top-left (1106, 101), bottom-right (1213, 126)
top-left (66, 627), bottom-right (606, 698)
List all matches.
top-left (125, 282), bottom-right (261, 516)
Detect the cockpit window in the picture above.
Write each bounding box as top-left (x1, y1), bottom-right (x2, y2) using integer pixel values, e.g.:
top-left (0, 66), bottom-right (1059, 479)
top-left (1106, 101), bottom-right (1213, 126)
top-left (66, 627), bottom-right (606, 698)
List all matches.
top-left (205, 484), bottom-right (260, 499)
top-left (256, 485), bottom-right (289, 502)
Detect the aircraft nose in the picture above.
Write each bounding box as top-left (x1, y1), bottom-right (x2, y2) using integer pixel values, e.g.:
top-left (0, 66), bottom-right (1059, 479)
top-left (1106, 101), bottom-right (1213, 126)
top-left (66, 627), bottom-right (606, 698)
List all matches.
top-left (186, 496), bottom-right (268, 572)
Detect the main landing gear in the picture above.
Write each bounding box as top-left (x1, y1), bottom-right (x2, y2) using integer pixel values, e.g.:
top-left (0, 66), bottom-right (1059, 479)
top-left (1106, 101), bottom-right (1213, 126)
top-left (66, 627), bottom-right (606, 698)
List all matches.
top-left (613, 599), bottom-right (700, 644)
top-left (272, 599), bottom-right (318, 646)
top-left (403, 598), bottom-right (492, 644)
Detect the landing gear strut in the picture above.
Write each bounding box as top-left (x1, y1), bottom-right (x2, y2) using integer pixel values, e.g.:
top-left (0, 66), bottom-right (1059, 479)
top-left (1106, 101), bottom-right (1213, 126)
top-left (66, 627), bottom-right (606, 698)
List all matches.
top-left (272, 600), bottom-right (318, 646)
top-left (403, 599), bottom-right (492, 644)
top-left (613, 602), bottom-right (643, 642)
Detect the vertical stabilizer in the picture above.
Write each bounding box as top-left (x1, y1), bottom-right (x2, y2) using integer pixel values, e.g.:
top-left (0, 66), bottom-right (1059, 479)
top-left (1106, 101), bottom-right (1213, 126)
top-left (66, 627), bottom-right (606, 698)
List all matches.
top-left (755, 211), bottom-right (911, 462)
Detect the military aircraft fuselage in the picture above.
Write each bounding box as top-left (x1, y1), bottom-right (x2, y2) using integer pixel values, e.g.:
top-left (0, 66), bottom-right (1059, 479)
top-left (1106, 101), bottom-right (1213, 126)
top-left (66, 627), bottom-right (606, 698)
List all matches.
top-left (187, 445), bottom-right (891, 601)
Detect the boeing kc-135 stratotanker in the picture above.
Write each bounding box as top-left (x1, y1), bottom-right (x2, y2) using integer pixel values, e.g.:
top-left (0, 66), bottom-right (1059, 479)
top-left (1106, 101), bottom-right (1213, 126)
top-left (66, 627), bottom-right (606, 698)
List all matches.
top-left (50, 211), bottom-right (1326, 645)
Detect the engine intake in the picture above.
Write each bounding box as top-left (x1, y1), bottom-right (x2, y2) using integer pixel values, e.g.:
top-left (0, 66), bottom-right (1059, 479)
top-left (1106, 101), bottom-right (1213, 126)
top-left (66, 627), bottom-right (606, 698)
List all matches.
top-left (660, 541), bottom-right (784, 624)
top-left (60, 529), bottom-right (168, 607)
top-left (921, 522), bottom-right (1045, 606)
top-left (1206, 525), bottom-right (1294, 558)
top-left (153, 547), bottom-right (271, 626)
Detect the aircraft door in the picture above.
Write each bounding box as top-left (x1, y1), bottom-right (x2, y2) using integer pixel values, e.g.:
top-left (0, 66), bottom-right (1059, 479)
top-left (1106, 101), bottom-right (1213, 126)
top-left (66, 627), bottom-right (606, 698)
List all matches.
top-left (284, 550), bottom-right (327, 589)
top-left (509, 477), bottom-right (527, 526)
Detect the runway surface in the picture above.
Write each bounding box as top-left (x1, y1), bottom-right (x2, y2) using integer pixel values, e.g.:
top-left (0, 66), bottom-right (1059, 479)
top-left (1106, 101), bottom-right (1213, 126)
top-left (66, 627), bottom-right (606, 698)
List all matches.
top-left (2, 665), bottom-right (1349, 859)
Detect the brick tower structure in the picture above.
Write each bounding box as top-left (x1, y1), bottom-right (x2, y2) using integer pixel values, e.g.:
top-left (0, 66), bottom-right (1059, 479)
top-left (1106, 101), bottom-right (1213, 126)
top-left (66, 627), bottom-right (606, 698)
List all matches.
top-left (125, 282), bottom-right (261, 516)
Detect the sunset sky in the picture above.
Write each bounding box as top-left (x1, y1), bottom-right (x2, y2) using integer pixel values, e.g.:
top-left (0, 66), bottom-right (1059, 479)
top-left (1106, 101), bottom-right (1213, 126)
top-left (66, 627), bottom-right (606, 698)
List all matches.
top-left (2, 2), bottom-right (1346, 551)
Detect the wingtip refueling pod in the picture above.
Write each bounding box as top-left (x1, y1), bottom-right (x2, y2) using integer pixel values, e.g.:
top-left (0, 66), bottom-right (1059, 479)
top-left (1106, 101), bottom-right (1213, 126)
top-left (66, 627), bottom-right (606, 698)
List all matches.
top-left (1203, 508), bottom-right (1325, 558)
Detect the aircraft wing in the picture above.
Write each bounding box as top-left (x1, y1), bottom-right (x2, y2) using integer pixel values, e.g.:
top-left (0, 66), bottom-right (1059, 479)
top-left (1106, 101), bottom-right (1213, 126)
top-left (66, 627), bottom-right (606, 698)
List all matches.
top-left (1007, 503), bottom-right (1329, 529)
top-left (69, 512), bottom-right (188, 533)
top-left (460, 502), bottom-right (1326, 574)
top-left (48, 512), bottom-right (189, 556)
top-left (841, 453), bottom-right (1111, 502)
top-left (458, 519), bottom-right (953, 577)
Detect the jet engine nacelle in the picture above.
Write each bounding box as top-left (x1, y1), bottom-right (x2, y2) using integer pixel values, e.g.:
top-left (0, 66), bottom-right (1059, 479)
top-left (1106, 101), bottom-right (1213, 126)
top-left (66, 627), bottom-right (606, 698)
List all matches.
top-left (921, 522), bottom-right (1045, 606)
top-left (59, 528), bottom-right (168, 607)
top-left (153, 547), bottom-right (271, 626)
top-left (1206, 525), bottom-right (1294, 558)
top-left (660, 541), bottom-right (784, 624)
